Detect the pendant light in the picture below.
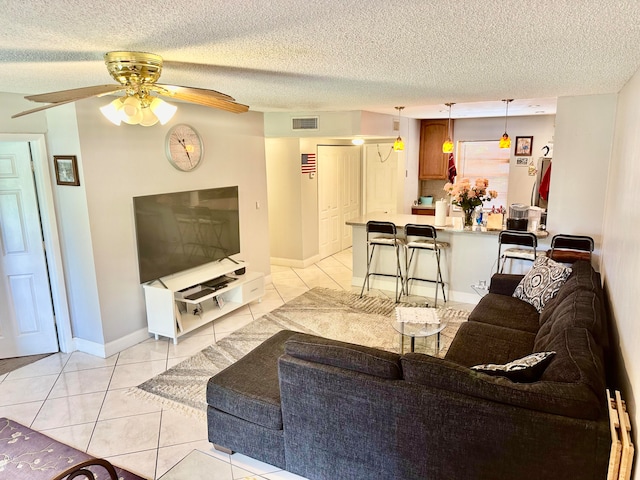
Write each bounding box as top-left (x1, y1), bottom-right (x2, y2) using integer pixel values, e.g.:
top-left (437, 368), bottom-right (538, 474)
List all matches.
top-left (393, 106), bottom-right (405, 151)
top-left (442, 102), bottom-right (455, 153)
top-left (499, 99), bottom-right (513, 149)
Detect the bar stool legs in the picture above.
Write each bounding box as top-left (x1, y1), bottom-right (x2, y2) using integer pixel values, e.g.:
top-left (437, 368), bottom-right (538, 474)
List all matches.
top-left (359, 221), bottom-right (405, 303)
top-left (403, 224), bottom-right (449, 307)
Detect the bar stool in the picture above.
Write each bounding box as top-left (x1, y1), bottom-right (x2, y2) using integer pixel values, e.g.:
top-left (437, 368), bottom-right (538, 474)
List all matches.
top-left (360, 220), bottom-right (405, 303)
top-left (549, 234), bottom-right (594, 264)
top-left (497, 230), bottom-right (539, 273)
top-left (404, 224), bottom-right (449, 307)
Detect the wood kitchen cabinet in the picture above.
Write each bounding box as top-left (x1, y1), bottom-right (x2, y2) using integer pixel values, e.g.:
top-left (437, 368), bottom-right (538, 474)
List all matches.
top-left (419, 119), bottom-right (450, 180)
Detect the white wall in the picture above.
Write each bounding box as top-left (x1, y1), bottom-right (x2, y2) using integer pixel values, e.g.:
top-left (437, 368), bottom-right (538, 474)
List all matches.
top-left (452, 115), bottom-right (556, 209)
top-left (548, 94), bottom-right (617, 260)
top-left (601, 69), bottom-right (640, 470)
top-left (45, 105), bottom-right (104, 344)
top-left (265, 137), bottom-right (304, 261)
top-left (71, 98), bottom-right (270, 347)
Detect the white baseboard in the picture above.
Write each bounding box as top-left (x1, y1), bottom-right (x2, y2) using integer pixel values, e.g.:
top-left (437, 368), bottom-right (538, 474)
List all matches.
top-left (270, 255), bottom-right (322, 269)
top-left (73, 327), bottom-right (151, 359)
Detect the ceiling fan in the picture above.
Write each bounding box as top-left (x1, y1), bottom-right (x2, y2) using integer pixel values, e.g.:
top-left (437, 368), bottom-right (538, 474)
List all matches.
top-left (12, 51), bottom-right (249, 125)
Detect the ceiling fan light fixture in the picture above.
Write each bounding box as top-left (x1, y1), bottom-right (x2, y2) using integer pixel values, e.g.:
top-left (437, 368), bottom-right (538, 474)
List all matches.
top-left (99, 98), bottom-right (124, 126)
top-left (121, 95), bottom-right (144, 124)
top-left (140, 106), bottom-right (159, 127)
top-left (150, 97), bottom-right (177, 125)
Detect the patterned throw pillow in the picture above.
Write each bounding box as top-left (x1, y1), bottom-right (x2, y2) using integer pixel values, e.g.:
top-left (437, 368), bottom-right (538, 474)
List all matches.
top-left (513, 256), bottom-right (572, 313)
top-left (471, 351), bottom-right (556, 383)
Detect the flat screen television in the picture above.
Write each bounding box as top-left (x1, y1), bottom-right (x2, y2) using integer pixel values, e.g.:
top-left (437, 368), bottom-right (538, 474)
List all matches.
top-left (133, 186), bottom-right (240, 283)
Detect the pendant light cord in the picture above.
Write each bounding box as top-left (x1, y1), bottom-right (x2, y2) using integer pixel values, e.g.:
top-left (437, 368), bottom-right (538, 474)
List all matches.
top-left (377, 143), bottom-right (394, 163)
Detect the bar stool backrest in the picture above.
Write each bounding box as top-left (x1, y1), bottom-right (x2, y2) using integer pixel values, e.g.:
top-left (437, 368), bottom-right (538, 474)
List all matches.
top-left (499, 230), bottom-right (538, 249)
top-left (366, 220), bottom-right (397, 236)
top-left (550, 234), bottom-right (594, 253)
top-left (405, 224), bottom-right (437, 239)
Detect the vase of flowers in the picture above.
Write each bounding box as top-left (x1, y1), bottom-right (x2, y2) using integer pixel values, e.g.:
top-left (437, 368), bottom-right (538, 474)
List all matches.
top-left (443, 178), bottom-right (498, 229)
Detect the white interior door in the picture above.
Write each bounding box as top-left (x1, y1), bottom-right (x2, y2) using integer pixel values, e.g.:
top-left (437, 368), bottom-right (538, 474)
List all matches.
top-left (364, 144), bottom-right (398, 214)
top-left (0, 142), bottom-right (58, 358)
top-left (340, 148), bottom-right (361, 249)
top-left (318, 146), bottom-right (361, 258)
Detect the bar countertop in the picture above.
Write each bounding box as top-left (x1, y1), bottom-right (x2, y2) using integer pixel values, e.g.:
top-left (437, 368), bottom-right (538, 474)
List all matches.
top-left (347, 212), bottom-right (549, 237)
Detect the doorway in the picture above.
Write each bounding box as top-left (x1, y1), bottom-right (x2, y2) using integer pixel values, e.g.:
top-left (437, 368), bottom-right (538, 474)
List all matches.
top-left (0, 136), bottom-right (72, 358)
top-left (317, 145), bottom-right (361, 259)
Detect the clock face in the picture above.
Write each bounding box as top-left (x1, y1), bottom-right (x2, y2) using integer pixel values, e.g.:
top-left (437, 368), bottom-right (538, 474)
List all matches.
top-left (165, 124), bottom-right (204, 171)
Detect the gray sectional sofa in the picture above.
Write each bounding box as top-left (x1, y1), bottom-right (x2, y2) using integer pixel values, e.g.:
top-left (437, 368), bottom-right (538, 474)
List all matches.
top-left (206, 260), bottom-right (611, 479)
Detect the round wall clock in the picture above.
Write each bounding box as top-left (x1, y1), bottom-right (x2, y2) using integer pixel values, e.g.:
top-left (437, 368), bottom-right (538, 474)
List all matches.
top-left (165, 124), bottom-right (204, 171)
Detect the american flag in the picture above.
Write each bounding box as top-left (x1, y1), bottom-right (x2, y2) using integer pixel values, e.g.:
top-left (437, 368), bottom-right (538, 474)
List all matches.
top-left (301, 153), bottom-right (316, 174)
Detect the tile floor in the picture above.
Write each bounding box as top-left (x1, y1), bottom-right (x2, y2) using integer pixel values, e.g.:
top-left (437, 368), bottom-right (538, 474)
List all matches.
top-left (0, 248), bottom-right (474, 479)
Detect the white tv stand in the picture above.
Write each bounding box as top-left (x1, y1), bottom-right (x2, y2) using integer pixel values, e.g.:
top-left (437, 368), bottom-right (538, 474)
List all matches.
top-left (142, 259), bottom-right (264, 344)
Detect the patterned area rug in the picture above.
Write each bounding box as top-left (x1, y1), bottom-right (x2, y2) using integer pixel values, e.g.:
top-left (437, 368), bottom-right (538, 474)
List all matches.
top-left (130, 287), bottom-right (469, 419)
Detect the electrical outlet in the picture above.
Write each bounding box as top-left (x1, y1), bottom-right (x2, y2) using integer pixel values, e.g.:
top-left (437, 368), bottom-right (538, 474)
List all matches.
top-left (255, 201), bottom-right (260, 209)
top-left (393, 119), bottom-right (400, 132)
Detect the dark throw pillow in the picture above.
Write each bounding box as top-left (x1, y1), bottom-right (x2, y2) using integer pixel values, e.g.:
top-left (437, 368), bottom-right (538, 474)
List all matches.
top-left (513, 256), bottom-right (572, 313)
top-left (471, 351), bottom-right (556, 383)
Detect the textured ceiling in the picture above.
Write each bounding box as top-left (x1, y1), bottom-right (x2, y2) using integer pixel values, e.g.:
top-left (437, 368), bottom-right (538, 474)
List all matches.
top-left (2, 0), bottom-right (640, 118)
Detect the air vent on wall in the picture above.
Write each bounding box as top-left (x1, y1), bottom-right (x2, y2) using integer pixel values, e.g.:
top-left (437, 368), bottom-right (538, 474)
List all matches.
top-left (292, 116), bottom-right (319, 130)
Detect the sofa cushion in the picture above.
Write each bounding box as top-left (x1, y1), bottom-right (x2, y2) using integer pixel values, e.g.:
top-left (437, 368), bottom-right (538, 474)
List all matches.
top-left (536, 328), bottom-right (605, 394)
top-left (535, 290), bottom-right (607, 350)
top-left (207, 329), bottom-right (298, 430)
top-left (471, 351), bottom-right (556, 383)
top-left (468, 293), bottom-right (540, 333)
top-left (403, 343), bottom-right (603, 420)
top-left (284, 333), bottom-right (402, 379)
top-left (513, 256), bottom-right (573, 313)
top-left (445, 321), bottom-right (536, 367)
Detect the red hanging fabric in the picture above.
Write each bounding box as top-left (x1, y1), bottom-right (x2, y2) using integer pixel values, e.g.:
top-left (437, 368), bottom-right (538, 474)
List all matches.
top-left (448, 153), bottom-right (457, 183)
top-left (539, 162), bottom-right (552, 200)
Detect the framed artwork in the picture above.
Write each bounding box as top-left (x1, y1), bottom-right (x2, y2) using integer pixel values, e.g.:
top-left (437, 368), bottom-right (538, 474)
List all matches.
top-left (53, 155), bottom-right (80, 186)
top-left (514, 136), bottom-right (533, 156)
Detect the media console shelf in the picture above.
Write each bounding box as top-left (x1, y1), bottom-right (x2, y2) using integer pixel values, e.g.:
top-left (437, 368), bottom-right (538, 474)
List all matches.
top-left (142, 259), bottom-right (264, 344)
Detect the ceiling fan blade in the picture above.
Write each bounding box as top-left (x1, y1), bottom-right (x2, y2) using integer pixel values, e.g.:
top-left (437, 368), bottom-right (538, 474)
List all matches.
top-left (154, 85), bottom-right (249, 114)
top-left (25, 84), bottom-right (126, 103)
top-left (155, 83), bottom-right (236, 102)
top-left (11, 99), bottom-right (79, 118)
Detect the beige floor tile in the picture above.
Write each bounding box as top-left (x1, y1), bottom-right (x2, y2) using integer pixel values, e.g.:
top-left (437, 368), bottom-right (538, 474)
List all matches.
top-left (32, 391), bottom-right (106, 430)
top-left (167, 333), bottom-right (215, 359)
top-left (49, 365), bottom-right (115, 398)
top-left (5, 352), bottom-right (71, 380)
top-left (0, 400), bottom-right (44, 426)
top-left (156, 441), bottom-right (220, 479)
top-left (117, 340), bottom-right (169, 365)
top-left (64, 351), bottom-right (118, 372)
top-left (40, 422), bottom-right (96, 452)
top-left (262, 469), bottom-right (309, 480)
top-left (229, 453), bottom-right (281, 477)
top-left (0, 374), bottom-right (58, 406)
top-left (99, 388), bottom-right (162, 421)
top-left (106, 448), bottom-right (158, 479)
top-left (88, 411), bottom-right (161, 458)
top-left (109, 359), bottom-right (168, 390)
top-left (159, 409), bottom-right (208, 447)
top-left (160, 449), bottom-right (234, 480)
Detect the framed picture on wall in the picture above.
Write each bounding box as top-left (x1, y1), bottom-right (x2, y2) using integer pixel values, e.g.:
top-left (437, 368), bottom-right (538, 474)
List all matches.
top-left (514, 136), bottom-right (533, 156)
top-left (53, 155), bottom-right (80, 186)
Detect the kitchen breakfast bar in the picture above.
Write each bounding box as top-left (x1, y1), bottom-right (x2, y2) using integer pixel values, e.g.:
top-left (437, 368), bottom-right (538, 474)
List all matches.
top-left (347, 213), bottom-right (549, 305)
